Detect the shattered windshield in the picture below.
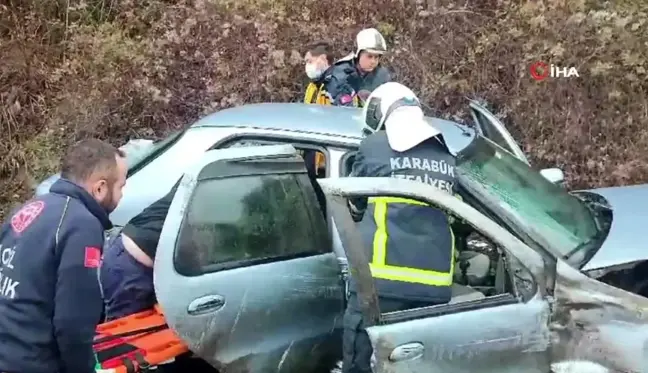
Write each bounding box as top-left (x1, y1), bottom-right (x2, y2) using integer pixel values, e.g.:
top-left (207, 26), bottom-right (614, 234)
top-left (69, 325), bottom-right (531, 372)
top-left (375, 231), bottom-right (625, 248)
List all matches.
top-left (456, 136), bottom-right (600, 260)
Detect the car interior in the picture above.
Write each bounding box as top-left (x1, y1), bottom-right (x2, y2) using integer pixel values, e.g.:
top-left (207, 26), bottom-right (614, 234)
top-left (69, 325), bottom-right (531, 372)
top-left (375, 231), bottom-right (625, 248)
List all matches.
top-left (340, 151), bottom-right (519, 307)
top-left (221, 137), bottom-right (329, 203)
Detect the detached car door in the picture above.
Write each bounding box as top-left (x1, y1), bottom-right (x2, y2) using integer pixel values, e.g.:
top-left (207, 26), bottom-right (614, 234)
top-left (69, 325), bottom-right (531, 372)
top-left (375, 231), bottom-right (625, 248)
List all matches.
top-left (469, 100), bottom-right (529, 164)
top-left (154, 144), bottom-right (344, 373)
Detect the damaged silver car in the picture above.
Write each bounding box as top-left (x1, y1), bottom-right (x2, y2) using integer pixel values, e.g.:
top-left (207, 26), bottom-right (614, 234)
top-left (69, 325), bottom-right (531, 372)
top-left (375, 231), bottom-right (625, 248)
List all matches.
top-left (152, 140), bottom-right (648, 373)
top-left (320, 139), bottom-right (648, 373)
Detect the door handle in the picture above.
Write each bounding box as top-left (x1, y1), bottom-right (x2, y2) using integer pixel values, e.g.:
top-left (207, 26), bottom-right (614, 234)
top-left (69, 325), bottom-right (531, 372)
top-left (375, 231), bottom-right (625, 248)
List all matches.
top-left (187, 295), bottom-right (225, 315)
top-left (389, 342), bottom-right (424, 362)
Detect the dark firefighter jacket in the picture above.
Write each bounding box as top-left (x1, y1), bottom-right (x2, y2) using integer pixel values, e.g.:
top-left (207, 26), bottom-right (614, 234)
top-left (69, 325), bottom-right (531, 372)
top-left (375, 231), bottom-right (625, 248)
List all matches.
top-left (347, 131), bottom-right (457, 304)
top-left (0, 178), bottom-right (111, 373)
top-left (332, 55), bottom-right (392, 98)
top-left (303, 64), bottom-right (360, 107)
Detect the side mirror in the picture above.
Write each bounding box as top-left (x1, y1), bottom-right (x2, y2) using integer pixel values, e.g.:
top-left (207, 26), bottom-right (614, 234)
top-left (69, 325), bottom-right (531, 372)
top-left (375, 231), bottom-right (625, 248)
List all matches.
top-left (540, 168), bottom-right (565, 185)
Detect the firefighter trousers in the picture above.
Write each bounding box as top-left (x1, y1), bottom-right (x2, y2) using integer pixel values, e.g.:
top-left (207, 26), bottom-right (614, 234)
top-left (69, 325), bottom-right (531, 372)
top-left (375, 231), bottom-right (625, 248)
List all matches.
top-left (342, 293), bottom-right (438, 373)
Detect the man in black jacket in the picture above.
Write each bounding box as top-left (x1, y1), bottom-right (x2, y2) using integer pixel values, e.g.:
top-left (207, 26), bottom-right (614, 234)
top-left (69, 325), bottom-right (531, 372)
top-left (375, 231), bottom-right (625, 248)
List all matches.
top-left (0, 139), bottom-right (127, 373)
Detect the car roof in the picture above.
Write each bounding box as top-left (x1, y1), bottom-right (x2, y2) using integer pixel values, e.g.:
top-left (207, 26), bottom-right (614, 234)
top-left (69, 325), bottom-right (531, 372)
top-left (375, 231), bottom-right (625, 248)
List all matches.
top-left (190, 103), bottom-right (474, 142)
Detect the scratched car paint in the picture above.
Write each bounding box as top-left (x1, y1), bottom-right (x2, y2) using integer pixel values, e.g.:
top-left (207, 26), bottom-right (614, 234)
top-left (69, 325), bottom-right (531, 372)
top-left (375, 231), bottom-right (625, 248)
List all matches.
top-left (323, 176), bottom-right (648, 373)
top-left (33, 103), bottom-right (648, 373)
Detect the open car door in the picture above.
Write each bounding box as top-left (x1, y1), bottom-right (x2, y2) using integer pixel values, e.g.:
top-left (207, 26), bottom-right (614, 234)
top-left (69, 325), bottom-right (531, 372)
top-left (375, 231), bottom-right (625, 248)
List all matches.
top-left (154, 144), bottom-right (344, 372)
top-left (469, 100), bottom-right (565, 184)
top-left (469, 100), bottom-right (529, 164)
top-left (320, 177), bottom-right (553, 373)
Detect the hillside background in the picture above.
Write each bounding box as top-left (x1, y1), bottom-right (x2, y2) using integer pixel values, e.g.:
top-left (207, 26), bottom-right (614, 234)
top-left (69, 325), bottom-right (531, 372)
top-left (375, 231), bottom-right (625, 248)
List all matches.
top-left (1, 0), bottom-right (647, 218)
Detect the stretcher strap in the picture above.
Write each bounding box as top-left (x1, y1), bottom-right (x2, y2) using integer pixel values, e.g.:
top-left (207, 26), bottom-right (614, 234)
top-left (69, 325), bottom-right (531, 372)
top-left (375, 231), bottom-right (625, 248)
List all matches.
top-left (122, 352), bottom-right (151, 373)
top-left (95, 342), bottom-right (140, 363)
top-left (94, 324), bottom-right (168, 345)
top-left (122, 356), bottom-right (136, 373)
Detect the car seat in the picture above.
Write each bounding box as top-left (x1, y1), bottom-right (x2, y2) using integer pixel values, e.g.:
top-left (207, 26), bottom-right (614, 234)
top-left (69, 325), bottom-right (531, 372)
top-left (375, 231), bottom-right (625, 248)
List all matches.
top-left (453, 251), bottom-right (491, 286)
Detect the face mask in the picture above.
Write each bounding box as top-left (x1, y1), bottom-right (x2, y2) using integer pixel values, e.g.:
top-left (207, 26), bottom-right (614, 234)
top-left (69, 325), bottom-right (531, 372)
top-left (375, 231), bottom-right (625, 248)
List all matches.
top-left (305, 63), bottom-right (324, 80)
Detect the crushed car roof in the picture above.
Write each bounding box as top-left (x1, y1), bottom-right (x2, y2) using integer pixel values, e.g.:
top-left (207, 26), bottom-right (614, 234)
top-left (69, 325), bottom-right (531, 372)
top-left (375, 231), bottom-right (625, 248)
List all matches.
top-left (190, 103), bottom-right (474, 141)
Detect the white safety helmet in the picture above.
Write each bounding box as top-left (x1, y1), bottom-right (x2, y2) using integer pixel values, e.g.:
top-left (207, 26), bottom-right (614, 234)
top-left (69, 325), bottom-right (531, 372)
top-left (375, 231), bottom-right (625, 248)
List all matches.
top-left (362, 82), bottom-right (441, 152)
top-left (355, 28), bottom-right (387, 57)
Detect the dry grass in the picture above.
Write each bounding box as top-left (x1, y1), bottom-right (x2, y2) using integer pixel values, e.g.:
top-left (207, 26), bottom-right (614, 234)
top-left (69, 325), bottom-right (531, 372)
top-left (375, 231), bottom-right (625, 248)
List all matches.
top-left (1, 0), bottom-right (647, 218)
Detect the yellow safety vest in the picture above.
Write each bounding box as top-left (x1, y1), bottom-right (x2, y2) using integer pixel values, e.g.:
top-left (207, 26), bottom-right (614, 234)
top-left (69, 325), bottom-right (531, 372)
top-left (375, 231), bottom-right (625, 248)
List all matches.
top-left (303, 82), bottom-right (360, 107)
top-left (314, 152), bottom-right (325, 171)
top-left (297, 149), bottom-right (326, 173)
top-left (302, 81), bottom-right (359, 172)
top-left (304, 82), bottom-right (332, 105)
top-left (368, 196), bottom-right (455, 287)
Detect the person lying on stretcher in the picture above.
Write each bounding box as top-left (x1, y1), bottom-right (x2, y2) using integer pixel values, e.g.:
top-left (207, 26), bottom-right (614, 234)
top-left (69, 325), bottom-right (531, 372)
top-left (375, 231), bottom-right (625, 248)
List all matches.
top-left (101, 180), bottom-right (180, 320)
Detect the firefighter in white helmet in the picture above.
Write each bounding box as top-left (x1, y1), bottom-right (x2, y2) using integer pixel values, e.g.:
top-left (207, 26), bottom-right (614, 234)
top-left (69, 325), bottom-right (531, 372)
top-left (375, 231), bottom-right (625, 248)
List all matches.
top-left (343, 82), bottom-right (456, 373)
top-left (331, 28), bottom-right (392, 106)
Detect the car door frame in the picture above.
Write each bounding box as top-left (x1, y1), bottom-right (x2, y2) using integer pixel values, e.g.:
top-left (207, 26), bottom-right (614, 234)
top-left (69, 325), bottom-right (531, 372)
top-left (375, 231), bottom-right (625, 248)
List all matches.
top-left (468, 100), bottom-right (529, 164)
top-left (207, 131), bottom-right (358, 282)
top-left (469, 100), bottom-right (567, 185)
top-left (318, 176), bottom-right (557, 372)
top-left (154, 144), bottom-right (345, 372)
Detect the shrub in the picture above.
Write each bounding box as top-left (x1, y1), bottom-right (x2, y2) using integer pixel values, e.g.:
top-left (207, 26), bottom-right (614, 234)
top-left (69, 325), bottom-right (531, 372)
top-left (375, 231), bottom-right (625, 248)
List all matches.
top-left (1, 0), bottom-right (647, 218)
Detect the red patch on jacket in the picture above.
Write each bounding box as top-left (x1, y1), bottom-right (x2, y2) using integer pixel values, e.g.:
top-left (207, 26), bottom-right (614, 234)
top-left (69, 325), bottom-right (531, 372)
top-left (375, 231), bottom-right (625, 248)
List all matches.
top-left (339, 94), bottom-right (353, 104)
top-left (84, 247), bottom-right (101, 268)
top-left (10, 200), bottom-right (45, 234)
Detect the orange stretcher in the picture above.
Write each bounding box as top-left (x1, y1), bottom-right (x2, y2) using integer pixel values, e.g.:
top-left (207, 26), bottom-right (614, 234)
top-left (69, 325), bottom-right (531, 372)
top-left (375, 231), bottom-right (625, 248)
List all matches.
top-left (94, 304), bottom-right (189, 372)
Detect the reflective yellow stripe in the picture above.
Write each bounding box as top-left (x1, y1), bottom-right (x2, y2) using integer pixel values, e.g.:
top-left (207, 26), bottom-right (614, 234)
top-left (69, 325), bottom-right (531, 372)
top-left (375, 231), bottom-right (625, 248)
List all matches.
top-left (369, 263), bottom-right (453, 286)
top-left (305, 82), bottom-right (364, 107)
top-left (305, 83), bottom-right (333, 105)
top-left (369, 196), bottom-right (427, 206)
top-left (317, 93), bottom-right (331, 105)
top-left (304, 83), bottom-right (318, 104)
top-left (449, 229), bottom-right (455, 278)
top-left (372, 200), bottom-right (388, 264)
top-left (368, 197), bottom-right (455, 286)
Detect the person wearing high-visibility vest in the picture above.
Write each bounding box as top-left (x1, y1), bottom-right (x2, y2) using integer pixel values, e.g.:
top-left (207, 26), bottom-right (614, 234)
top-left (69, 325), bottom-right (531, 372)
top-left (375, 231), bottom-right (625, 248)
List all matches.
top-left (302, 41), bottom-right (355, 175)
top-left (343, 82), bottom-right (457, 373)
top-left (303, 41), bottom-right (360, 107)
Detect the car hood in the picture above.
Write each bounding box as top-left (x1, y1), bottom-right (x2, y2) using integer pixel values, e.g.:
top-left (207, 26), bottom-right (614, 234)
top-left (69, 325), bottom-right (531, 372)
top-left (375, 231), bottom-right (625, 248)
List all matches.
top-left (581, 184), bottom-right (648, 271)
